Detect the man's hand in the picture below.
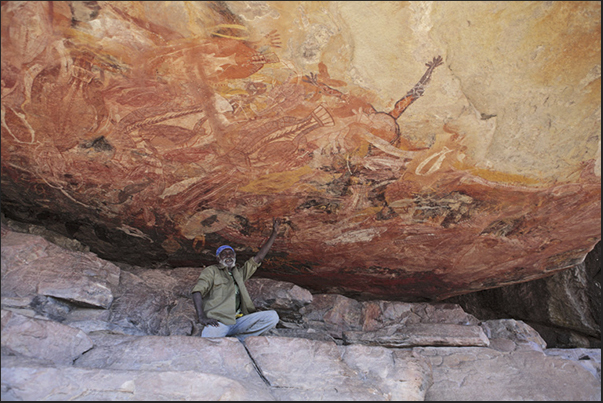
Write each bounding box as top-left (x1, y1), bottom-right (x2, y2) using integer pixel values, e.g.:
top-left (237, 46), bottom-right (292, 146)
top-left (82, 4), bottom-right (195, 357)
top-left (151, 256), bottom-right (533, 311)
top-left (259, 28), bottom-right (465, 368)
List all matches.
top-left (193, 292), bottom-right (219, 327)
top-left (254, 217), bottom-right (282, 263)
top-left (198, 316), bottom-right (219, 327)
top-left (272, 217), bottom-right (281, 234)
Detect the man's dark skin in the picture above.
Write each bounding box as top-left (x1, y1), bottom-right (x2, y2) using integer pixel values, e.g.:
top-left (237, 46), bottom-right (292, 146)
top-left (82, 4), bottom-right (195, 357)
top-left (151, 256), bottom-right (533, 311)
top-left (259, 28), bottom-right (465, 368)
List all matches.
top-left (193, 218), bottom-right (281, 327)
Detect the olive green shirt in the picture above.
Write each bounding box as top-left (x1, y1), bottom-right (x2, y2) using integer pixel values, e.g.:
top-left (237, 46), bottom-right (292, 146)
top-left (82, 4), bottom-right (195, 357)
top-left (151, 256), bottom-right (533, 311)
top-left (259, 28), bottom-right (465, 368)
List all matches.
top-left (191, 257), bottom-right (259, 325)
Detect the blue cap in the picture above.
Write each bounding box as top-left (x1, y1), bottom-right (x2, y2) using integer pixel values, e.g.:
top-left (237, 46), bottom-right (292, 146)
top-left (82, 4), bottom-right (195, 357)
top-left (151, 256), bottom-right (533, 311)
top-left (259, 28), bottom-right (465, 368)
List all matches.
top-left (216, 245), bottom-right (234, 257)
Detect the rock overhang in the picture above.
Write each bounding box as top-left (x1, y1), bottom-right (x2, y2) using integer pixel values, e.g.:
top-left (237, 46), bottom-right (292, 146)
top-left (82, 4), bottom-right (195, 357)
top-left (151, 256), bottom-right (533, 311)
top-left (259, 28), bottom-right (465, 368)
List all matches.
top-left (1, 1), bottom-right (600, 301)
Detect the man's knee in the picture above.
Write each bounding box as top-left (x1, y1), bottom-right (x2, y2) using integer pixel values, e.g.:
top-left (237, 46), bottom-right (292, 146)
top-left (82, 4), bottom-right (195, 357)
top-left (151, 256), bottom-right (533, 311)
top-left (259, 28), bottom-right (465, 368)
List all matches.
top-left (201, 322), bottom-right (229, 338)
top-left (253, 309), bottom-right (279, 328)
top-left (266, 310), bottom-right (279, 326)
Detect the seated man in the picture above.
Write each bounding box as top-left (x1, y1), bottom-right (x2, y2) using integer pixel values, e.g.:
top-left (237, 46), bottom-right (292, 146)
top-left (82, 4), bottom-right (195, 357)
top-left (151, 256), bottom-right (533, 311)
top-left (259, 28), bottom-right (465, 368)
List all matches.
top-left (192, 218), bottom-right (281, 341)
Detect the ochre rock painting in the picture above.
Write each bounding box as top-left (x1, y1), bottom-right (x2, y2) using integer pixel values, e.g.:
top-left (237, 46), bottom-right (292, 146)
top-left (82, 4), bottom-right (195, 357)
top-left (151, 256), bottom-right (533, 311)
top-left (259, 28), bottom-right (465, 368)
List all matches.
top-left (1, 2), bottom-right (600, 300)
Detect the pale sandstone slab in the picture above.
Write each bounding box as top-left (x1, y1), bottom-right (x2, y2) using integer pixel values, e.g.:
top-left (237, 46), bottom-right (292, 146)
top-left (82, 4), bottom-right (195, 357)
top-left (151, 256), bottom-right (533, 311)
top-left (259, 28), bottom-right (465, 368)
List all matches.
top-left (1, 232), bottom-right (120, 309)
top-left (545, 348), bottom-right (601, 382)
top-left (1, 364), bottom-right (274, 401)
top-left (416, 346), bottom-right (601, 401)
top-left (342, 344), bottom-right (433, 401)
top-left (74, 333), bottom-right (267, 390)
top-left (481, 318), bottom-right (547, 352)
top-left (244, 336), bottom-right (374, 400)
top-left (1, 310), bottom-right (93, 366)
top-left (343, 323), bottom-right (490, 348)
top-left (244, 336), bottom-right (432, 401)
top-left (2, 325), bottom-right (599, 401)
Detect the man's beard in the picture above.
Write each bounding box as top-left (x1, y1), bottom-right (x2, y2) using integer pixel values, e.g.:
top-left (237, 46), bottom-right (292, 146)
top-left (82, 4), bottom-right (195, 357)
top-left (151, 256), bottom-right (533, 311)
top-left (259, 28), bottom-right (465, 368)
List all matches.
top-left (219, 257), bottom-right (236, 268)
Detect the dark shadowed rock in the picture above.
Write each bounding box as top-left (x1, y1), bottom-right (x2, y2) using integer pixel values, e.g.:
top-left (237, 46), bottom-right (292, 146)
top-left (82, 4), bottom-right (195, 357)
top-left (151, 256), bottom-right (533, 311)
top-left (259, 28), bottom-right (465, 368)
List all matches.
top-left (247, 278), bottom-right (313, 322)
top-left (446, 241), bottom-right (601, 348)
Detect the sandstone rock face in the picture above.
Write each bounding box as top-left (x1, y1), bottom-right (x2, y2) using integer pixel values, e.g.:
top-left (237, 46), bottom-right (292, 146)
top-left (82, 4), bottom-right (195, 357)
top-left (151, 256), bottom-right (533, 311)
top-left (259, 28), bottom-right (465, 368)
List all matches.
top-left (2, 358), bottom-right (275, 401)
top-left (75, 334), bottom-right (269, 392)
top-left (446, 241), bottom-right (601, 348)
top-left (1, 227), bottom-right (601, 400)
top-left (1, 230), bottom-right (120, 309)
top-left (1, 2), bottom-right (600, 300)
top-left (343, 323), bottom-right (490, 348)
top-left (1, 310), bottom-right (93, 366)
top-left (247, 277), bottom-right (313, 323)
top-left (419, 346), bottom-right (600, 401)
top-left (244, 336), bottom-right (433, 401)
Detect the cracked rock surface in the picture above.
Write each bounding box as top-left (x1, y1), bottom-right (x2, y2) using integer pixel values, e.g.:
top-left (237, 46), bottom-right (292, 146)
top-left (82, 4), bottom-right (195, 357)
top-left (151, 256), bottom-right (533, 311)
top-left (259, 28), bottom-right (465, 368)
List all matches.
top-left (2, 228), bottom-right (600, 400)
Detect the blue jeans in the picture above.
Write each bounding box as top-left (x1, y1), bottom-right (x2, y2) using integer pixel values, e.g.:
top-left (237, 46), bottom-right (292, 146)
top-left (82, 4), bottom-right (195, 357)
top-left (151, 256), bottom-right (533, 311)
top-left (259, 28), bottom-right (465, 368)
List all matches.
top-left (201, 310), bottom-right (279, 341)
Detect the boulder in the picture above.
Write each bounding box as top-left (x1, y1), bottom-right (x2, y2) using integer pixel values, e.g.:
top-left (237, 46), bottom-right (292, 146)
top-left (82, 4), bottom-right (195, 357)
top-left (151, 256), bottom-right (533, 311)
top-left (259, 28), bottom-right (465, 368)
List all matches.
top-left (1, 231), bottom-right (120, 309)
top-left (1, 310), bottom-right (93, 366)
top-left (481, 319), bottom-right (547, 352)
top-left (247, 278), bottom-right (313, 322)
top-left (107, 270), bottom-right (174, 336)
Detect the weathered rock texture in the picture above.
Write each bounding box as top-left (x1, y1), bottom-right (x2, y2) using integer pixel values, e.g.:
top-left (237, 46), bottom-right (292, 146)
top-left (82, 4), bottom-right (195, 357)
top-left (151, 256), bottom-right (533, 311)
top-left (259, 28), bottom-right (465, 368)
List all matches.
top-left (419, 346), bottom-right (600, 401)
top-left (1, 1), bottom-right (600, 300)
top-left (446, 241), bottom-right (601, 348)
top-left (1, 227), bottom-right (601, 400)
top-left (1, 230), bottom-right (120, 309)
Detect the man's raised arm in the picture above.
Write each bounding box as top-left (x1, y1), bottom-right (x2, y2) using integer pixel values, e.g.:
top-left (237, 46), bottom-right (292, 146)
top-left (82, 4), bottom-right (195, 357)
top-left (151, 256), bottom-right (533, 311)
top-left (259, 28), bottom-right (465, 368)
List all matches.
top-left (253, 218), bottom-right (281, 264)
